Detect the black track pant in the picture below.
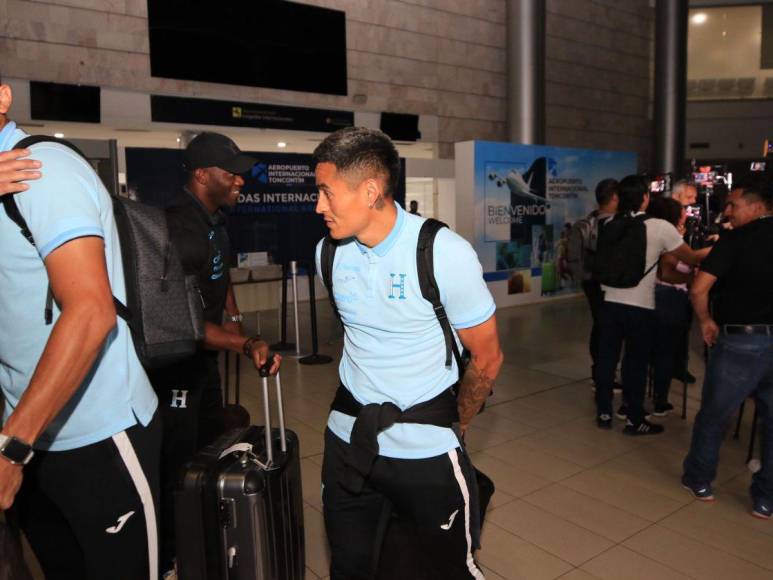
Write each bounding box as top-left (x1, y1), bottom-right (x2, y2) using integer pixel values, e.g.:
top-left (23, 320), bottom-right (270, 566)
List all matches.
top-left (10, 412), bottom-right (161, 580)
top-left (582, 280), bottom-right (604, 383)
top-left (150, 354), bottom-right (225, 575)
top-left (322, 429), bottom-right (485, 580)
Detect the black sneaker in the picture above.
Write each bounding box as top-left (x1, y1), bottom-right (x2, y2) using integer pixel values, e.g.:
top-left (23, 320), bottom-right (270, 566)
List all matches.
top-left (681, 476), bottom-right (715, 502)
top-left (653, 401), bottom-right (674, 417)
top-left (623, 419), bottom-right (664, 436)
top-left (615, 404), bottom-right (629, 420)
top-left (752, 497), bottom-right (772, 520)
top-left (597, 414), bottom-right (612, 429)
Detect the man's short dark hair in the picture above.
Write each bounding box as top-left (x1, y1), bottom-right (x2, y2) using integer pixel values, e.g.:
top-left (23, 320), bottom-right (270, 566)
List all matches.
top-left (741, 177), bottom-right (773, 210)
top-left (595, 178), bottom-right (618, 206)
top-left (647, 197), bottom-right (682, 227)
top-left (312, 127), bottom-right (401, 197)
top-left (617, 175), bottom-right (649, 214)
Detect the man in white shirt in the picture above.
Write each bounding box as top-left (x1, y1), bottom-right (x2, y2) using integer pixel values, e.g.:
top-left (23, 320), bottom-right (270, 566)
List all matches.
top-left (595, 176), bottom-right (707, 434)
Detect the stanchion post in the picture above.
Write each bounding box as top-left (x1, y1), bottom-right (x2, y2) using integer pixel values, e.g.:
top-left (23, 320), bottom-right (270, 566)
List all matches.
top-left (289, 260), bottom-right (304, 358)
top-left (270, 262), bottom-right (295, 351)
top-left (300, 261), bottom-right (333, 365)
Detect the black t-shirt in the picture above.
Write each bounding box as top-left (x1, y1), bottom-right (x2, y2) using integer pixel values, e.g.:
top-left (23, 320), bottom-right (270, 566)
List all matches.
top-left (166, 190), bottom-right (231, 326)
top-left (701, 216), bottom-right (773, 325)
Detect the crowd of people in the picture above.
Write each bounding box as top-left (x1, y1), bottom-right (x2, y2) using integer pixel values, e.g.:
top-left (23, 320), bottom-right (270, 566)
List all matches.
top-left (1, 64), bottom-right (772, 580)
top-left (571, 172), bottom-right (773, 516)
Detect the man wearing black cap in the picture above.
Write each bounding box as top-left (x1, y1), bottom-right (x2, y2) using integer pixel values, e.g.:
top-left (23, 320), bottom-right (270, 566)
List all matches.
top-left (152, 132), bottom-right (281, 578)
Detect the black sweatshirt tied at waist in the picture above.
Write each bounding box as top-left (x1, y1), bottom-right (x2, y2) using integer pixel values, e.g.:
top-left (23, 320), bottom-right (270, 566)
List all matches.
top-left (330, 383), bottom-right (459, 494)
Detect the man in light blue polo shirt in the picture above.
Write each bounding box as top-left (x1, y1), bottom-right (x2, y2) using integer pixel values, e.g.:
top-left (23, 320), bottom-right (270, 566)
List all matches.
top-left (0, 79), bottom-right (160, 580)
top-left (314, 127), bottom-right (503, 579)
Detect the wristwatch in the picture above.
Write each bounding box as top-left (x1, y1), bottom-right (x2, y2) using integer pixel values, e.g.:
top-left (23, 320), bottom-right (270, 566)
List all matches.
top-left (0, 433), bottom-right (34, 465)
top-left (242, 335), bottom-right (262, 358)
top-left (227, 313), bottom-right (244, 323)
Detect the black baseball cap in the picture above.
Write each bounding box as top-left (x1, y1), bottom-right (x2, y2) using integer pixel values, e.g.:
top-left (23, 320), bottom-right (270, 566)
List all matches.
top-left (183, 132), bottom-right (256, 174)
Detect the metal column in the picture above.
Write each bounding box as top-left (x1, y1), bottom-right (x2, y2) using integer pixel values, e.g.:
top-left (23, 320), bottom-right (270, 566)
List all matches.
top-left (654, 0), bottom-right (689, 175)
top-left (506, 0), bottom-right (546, 145)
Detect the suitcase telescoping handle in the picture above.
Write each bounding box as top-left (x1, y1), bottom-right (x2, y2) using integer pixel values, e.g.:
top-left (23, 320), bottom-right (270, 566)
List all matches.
top-left (259, 356), bottom-right (287, 466)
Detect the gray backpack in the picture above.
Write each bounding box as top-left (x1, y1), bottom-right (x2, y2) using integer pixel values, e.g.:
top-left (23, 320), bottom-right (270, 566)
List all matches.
top-left (567, 212), bottom-right (599, 282)
top-left (2, 136), bottom-right (204, 369)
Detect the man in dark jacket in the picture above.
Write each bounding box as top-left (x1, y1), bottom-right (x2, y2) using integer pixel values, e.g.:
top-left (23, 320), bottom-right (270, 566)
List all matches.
top-left (151, 132), bottom-right (282, 578)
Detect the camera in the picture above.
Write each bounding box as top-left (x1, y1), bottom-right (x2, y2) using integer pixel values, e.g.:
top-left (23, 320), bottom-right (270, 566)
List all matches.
top-left (649, 173), bottom-right (672, 196)
top-left (683, 164), bottom-right (731, 248)
top-left (684, 212), bottom-right (720, 249)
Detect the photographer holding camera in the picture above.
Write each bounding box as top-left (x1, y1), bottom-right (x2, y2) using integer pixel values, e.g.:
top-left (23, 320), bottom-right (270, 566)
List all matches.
top-left (682, 179), bottom-right (773, 517)
top-left (671, 180), bottom-right (698, 208)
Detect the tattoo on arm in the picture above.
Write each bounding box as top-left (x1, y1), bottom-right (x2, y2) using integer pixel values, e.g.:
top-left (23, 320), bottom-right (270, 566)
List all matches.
top-left (457, 360), bottom-right (495, 429)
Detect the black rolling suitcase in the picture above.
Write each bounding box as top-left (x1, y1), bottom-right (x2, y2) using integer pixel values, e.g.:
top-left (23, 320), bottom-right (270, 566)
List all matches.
top-left (175, 363), bottom-right (305, 580)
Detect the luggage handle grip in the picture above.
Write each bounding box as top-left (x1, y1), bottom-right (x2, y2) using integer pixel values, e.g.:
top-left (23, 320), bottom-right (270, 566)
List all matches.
top-left (219, 442), bottom-right (253, 460)
top-left (259, 356), bottom-right (287, 466)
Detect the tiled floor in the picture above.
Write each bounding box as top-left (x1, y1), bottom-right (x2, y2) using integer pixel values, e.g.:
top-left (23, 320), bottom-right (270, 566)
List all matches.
top-left (24, 296), bottom-right (773, 579)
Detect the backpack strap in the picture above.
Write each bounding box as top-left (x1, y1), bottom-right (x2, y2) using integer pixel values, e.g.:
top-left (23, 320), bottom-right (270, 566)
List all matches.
top-left (636, 213), bottom-right (660, 279)
top-left (320, 236), bottom-right (340, 322)
top-left (2, 137), bottom-right (87, 248)
top-left (2, 135), bottom-right (130, 325)
top-left (416, 219), bottom-right (464, 374)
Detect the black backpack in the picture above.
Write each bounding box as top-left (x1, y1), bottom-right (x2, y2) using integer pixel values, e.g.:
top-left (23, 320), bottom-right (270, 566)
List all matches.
top-left (320, 218), bottom-right (465, 374)
top-left (592, 213), bottom-right (657, 288)
top-left (2, 136), bottom-right (204, 369)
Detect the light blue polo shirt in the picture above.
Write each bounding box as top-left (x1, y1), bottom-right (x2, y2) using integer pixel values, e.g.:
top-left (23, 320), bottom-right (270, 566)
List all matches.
top-left (315, 202), bottom-right (496, 459)
top-left (0, 123), bottom-right (157, 451)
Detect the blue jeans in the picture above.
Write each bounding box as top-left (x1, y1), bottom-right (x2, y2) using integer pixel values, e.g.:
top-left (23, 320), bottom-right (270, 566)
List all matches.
top-left (683, 333), bottom-right (773, 501)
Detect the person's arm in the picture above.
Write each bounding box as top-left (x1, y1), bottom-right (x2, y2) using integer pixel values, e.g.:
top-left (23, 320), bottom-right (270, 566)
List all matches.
top-left (202, 322), bottom-right (281, 375)
top-left (658, 253), bottom-right (692, 285)
top-left (0, 148), bottom-right (42, 195)
top-left (666, 242), bottom-right (711, 267)
top-left (222, 283), bottom-right (243, 335)
top-left (0, 237), bottom-right (117, 509)
top-left (225, 283), bottom-right (239, 317)
top-left (689, 270), bottom-right (720, 346)
top-left (455, 316), bottom-right (504, 433)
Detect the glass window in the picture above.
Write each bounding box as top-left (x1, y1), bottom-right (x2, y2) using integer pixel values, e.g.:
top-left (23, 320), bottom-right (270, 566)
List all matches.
top-left (688, 5), bottom-right (772, 100)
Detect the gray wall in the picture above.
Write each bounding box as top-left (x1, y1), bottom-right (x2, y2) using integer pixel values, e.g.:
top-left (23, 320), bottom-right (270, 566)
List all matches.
top-left (0, 0), bottom-right (655, 164)
top-left (686, 99), bottom-right (773, 160)
top-left (545, 0), bottom-right (654, 170)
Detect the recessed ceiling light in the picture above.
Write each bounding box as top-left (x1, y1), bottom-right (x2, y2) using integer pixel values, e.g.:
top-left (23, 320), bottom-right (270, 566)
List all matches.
top-left (691, 13), bottom-right (707, 25)
top-left (54, 132), bottom-right (64, 138)
top-left (277, 141), bottom-right (287, 148)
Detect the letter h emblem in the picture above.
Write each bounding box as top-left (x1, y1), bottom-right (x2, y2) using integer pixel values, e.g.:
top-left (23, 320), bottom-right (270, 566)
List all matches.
top-left (170, 389), bottom-right (189, 409)
top-left (388, 274), bottom-right (407, 300)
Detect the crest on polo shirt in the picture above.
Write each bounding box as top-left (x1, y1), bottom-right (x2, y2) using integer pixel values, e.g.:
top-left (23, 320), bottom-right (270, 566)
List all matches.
top-left (388, 273), bottom-right (407, 300)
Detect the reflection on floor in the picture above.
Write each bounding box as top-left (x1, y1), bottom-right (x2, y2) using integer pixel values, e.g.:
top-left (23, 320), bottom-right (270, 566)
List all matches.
top-left (26, 297), bottom-right (773, 579)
